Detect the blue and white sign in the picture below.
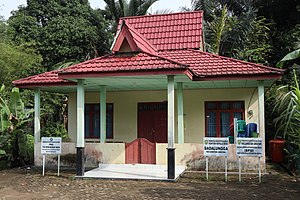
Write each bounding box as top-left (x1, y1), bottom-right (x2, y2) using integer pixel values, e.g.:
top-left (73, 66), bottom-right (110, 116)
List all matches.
top-left (41, 137), bottom-right (62, 155)
top-left (204, 137), bottom-right (229, 156)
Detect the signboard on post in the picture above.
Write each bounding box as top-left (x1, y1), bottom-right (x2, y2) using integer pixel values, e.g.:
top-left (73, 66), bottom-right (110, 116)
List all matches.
top-left (41, 137), bottom-right (62, 176)
top-left (236, 138), bottom-right (262, 157)
top-left (41, 137), bottom-right (62, 154)
top-left (203, 137), bottom-right (229, 182)
top-left (236, 137), bottom-right (263, 183)
top-left (204, 137), bottom-right (229, 156)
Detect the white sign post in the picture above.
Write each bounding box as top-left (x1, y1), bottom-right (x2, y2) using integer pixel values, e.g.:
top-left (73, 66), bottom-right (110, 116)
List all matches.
top-left (41, 137), bottom-right (62, 176)
top-left (236, 138), bottom-right (263, 183)
top-left (204, 137), bottom-right (229, 182)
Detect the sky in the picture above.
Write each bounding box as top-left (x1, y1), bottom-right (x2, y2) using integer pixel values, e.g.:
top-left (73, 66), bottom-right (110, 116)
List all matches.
top-left (0, 0), bottom-right (191, 20)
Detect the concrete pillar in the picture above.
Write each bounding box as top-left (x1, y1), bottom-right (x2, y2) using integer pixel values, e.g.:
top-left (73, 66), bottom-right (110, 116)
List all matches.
top-left (258, 80), bottom-right (265, 170)
top-left (76, 79), bottom-right (85, 176)
top-left (177, 82), bottom-right (184, 144)
top-left (100, 86), bottom-right (106, 143)
top-left (167, 75), bottom-right (175, 179)
top-left (34, 88), bottom-right (40, 144)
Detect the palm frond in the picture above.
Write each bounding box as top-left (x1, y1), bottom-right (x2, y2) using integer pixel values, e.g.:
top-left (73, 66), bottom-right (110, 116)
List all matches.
top-left (152, 9), bottom-right (173, 15)
top-left (273, 69), bottom-right (300, 138)
top-left (137, 0), bottom-right (158, 16)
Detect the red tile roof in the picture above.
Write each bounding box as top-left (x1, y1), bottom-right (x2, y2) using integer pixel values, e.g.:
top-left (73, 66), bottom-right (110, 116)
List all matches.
top-left (159, 50), bottom-right (284, 79)
top-left (59, 52), bottom-right (186, 74)
top-left (13, 70), bottom-right (74, 87)
top-left (14, 50), bottom-right (283, 87)
top-left (13, 12), bottom-right (283, 88)
top-left (118, 11), bottom-right (203, 51)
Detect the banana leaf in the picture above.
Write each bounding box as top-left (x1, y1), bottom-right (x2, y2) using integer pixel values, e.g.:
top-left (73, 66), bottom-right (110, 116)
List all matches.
top-left (0, 85), bottom-right (10, 132)
top-left (0, 150), bottom-right (6, 157)
top-left (9, 87), bottom-right (24, 119)
top-left (277, 48), bottom-right (300, 68)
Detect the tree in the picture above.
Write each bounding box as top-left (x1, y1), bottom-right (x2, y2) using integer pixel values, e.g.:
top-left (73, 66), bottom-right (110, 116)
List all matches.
top-left (191, 0), bottom-right (272, 64)
top-left (226, 15), bottom-right (271, 64)
top-left (0, 85), bottom-right (34, 166)
top-left (192, 0), bottom-right (299, 65)
top-left (103, 0), bottom-right (159, 24)
top-left (273, 49), bottom-right (300, 172)
top-left (204, 6), bottom-right (229, 54)
top-left (5, 1), bottom-right (113, 139)
top-left (253, 0), bottom-right (300, 66)
top-left (0, 19), bottom-right (42, 86)
top-left (8, 0), bottom-right (112, 68)
top-left (0, 42), bottom-right (42, 86)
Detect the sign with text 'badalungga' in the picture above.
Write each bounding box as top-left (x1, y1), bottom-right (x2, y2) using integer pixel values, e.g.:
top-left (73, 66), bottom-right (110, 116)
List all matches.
top-left (204, 137), bottom-right (229, 156)
top-left (236, 138), bottom-right (262, 157)
top-left (41, 137), bottom-right (62, 155)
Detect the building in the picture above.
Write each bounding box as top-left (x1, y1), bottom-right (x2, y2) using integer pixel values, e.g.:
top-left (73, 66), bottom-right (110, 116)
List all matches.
top-left (14, 11), bottom-right (283, 180)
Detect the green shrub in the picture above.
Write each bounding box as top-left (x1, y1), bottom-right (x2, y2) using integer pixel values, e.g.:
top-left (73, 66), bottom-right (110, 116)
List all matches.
top-left (17, 133), bottom-right (34, 165)
top-left (41, 123), bottom-right (69, 140)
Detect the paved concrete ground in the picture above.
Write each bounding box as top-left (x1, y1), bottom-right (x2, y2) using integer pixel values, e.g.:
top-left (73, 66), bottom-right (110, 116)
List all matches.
top-left (83, 164), bottom-right (185, 180)
top-left (0, 163), bottom-right (299, 200)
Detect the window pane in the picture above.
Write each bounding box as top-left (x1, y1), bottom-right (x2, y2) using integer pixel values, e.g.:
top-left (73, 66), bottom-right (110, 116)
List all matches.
top-left (232, 102), bottom-right (243, 109)
top-left (220, 112), bottom-right (230, 137)
top-left (85, 104), bottom-right (90, 112)
top-left (85, 112), bottom-right (90, 138)
top-left (94, 113), bottom-right (100, 138)
top-left (207, 102), bottom-right (216, 109)
top-left (85, 103), bottom-right (113, 139)
top-left (207, 112), bottom-right (216, 137)
top-left (107, 104), bottom-right (113, 110)
top-left (220, 102), bottom-right (230, 109)
top-left (106, 112), bottom-right (113, 139)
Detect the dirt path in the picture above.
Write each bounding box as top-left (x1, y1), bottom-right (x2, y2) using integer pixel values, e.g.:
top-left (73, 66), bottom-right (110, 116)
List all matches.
top-left (0, 163), bottom-right (299, 200)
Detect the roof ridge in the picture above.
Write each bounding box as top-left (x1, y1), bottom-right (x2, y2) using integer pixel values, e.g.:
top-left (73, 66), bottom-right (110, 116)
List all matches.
top-left (141, 50), bottom-right (198, 77)
top-left (120, 11), bottom-right (203, 20)
top-left (187, 49), bottom-right (285, 73)
top-left (144, 51), bottom-right (188, 68)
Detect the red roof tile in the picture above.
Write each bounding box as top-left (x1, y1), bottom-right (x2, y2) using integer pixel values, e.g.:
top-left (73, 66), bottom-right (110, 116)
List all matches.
top-left (159, 50), bottom-right (284, 78)
top-left (118, 11), bottom-right (203, 51)
top-left (13, 70), bottom-right (74, 87)
top-left (59, 52), bottom-right (186, 75)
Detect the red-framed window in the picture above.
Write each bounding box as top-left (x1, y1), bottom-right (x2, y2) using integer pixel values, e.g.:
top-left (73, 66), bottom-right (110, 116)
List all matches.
top-left (205, 101), bottom-right (245, 137)
top-left (84, 103), bottom-right (113, 139)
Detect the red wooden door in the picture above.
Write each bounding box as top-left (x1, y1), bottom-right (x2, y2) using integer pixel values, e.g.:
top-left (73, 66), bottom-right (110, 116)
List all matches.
top-left (125, 138), bottom-right (156, 164)
top-left (138, 102), bottom-right (167, 143)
